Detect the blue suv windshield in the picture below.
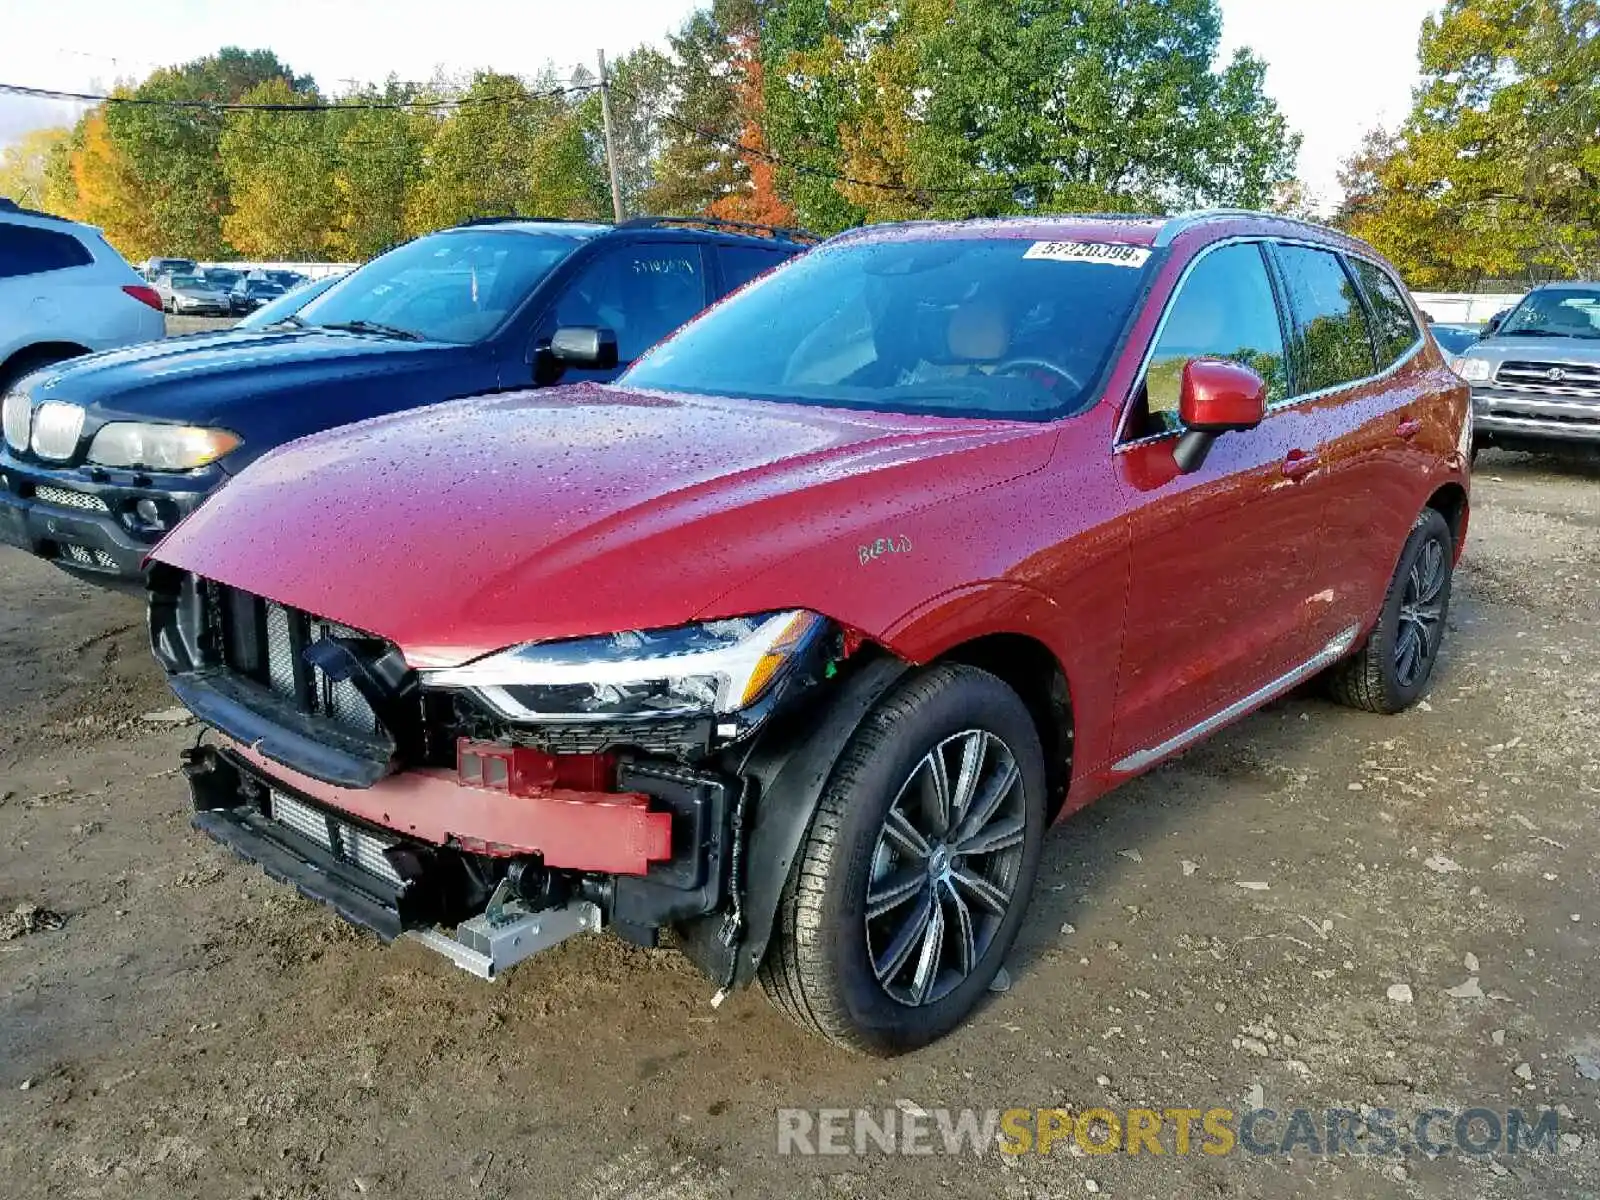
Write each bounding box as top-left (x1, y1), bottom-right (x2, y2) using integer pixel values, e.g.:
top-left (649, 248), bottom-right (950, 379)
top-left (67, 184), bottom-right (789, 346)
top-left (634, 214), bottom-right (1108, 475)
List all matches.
top-left (297, 229), bottom-right (588, 344)
top-left (621, 235), bottom-right (1149, 420)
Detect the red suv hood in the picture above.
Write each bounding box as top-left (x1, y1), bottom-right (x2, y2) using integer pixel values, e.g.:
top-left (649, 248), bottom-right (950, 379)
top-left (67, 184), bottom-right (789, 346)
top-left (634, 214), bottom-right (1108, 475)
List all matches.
top-left (153, 383), bottom-right (1051, 666)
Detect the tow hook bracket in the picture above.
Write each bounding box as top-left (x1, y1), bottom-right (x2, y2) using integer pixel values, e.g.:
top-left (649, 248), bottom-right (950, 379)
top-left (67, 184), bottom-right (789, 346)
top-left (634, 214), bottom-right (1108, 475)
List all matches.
top-left (406, 882), bottom-right (602, 981)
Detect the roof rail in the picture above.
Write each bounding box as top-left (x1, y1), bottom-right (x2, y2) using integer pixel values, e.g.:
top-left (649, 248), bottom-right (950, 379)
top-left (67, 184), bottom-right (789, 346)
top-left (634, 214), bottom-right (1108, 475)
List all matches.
top-left (618, 215), bottom-right (821, 244)
top-left (453, 214), bottom-right (608, 228)
top-left (1154, 207), bottom-right (1340, 247)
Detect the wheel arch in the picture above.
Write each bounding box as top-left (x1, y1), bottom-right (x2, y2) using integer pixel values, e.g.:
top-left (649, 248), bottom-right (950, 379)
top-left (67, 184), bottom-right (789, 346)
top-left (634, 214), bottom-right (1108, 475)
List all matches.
top-left (1424, 480), bottom-right (1469, 559)
top-left (0, 342), bottom-right (91, 388)
top-left (931, 632), bottom-right (1074, 823)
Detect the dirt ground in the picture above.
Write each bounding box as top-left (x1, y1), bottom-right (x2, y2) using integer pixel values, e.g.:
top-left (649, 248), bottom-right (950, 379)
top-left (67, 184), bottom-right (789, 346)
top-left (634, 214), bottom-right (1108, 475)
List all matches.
top-left (2, 448), bottom-right (1598, 1199)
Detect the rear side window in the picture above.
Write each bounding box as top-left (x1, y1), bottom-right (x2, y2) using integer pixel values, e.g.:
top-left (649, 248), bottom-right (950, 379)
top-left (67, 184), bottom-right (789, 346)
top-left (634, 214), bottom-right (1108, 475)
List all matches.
top-left (1273, 245), bottom-right (1377, 395)
top-left (1349, 257), bottom-right (1421, 368)
top-left (719, 244), bottom-right (791, 293)
top-left (0, 224), bottom-right (93, 279)
top-left (1137, 242), bottom-right (1288, 436)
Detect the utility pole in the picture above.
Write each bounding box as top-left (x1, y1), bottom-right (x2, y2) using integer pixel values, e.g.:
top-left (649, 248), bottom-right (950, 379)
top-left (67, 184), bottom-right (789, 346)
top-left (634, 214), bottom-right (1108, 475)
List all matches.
top-left (598, 49), bottom-right (625, 223)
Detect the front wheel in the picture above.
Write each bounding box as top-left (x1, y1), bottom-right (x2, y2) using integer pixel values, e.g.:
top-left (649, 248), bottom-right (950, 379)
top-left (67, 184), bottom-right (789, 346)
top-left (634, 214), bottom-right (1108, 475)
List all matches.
top-left (759, 664), bottom-right (1047, 1054)
top-left (1327, 507), bottom-right (1455, 714)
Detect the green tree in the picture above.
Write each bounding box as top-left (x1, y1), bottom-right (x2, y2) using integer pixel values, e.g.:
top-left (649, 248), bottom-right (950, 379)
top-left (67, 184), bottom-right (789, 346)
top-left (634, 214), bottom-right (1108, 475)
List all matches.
top-left (1345, 0), bottom-right (1600, 286)
top-left (406, 71), bottom-right (607, 233)
top-left (641, 6), bottom-right (750, 215)
top-left (0, 127), bottom-right (71, 210)
top-left (106, 47), bottom-right (311, 258)
top-left (219, 79), bottom-right (338, 259)
top-left (908, 0), bottom-right (1299, 216)
top-left (581, 45), bottom-right (674, 217)
top-left (328, 84), bottom-right (434, 260)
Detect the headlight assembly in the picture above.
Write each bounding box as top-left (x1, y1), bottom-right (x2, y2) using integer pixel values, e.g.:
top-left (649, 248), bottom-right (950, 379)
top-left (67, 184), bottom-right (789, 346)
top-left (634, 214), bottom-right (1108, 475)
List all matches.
top-left (87, 423), bottom-right (241, 471)
top-left (424, 610), bottom-right (829, 723)
top-left (1451, 355), bottom-right (1491, 383)
top-left (1, 389), bottom-right (29, 453)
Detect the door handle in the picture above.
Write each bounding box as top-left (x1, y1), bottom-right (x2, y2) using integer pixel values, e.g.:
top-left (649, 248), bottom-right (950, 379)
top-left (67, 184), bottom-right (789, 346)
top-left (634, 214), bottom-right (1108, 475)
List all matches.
top-left (1282, 449), bottom-right (1320, 479)
top-left (1396, 417), bottom-right (1422, 440)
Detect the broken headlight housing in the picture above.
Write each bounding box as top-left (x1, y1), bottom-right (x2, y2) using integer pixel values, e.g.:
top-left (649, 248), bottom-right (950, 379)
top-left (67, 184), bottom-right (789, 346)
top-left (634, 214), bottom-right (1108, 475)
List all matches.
top-left (423, 611), bottom-right (829, 724)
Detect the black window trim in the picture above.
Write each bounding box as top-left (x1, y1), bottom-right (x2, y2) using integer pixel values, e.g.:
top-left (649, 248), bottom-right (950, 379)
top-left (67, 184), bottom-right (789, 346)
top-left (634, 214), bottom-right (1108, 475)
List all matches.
top-left (1343, 252), bottom-right (1426, 375)
top-left (1113, 235), bottom-right (1427, 451)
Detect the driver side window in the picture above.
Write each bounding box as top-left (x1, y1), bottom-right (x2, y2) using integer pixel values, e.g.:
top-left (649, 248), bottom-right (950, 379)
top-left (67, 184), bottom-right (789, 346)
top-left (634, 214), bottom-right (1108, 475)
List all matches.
top-left (1133, 243), bottom-right (1288, 439)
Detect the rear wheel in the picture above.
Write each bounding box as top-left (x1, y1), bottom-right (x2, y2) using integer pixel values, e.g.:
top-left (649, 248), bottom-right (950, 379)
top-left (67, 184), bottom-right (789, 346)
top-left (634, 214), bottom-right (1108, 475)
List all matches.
top-left (759, 664), bottom-right (1046, 1054)
top-left (1327, 507), bottom-right (1454, 714)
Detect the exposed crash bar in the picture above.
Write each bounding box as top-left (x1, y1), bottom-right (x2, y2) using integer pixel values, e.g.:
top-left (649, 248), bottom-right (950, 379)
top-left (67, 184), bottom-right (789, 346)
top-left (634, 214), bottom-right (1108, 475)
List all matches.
top-left (220, 737), bottom-right (674, 875)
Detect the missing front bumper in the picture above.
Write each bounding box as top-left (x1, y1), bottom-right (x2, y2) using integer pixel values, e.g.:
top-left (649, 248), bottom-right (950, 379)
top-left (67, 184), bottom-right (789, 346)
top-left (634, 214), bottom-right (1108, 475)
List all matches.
top-left (180, 743), bottom-right (737, 982)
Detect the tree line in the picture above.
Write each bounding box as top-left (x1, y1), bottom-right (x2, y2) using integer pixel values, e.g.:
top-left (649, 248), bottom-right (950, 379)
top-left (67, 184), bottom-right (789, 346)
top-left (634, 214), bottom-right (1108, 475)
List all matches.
top-left (1338, 0), bottom-right (1599, 288)
top-left (0, 0), bottom-right (1302, 262)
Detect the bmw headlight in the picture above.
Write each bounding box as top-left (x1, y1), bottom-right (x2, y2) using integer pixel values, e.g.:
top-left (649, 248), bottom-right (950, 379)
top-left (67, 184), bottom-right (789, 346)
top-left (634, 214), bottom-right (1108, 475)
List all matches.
top-left (425, 611), bottom-right (829, 723)
top-left (2, 389), bottom-right (29, 453)
top-left (87, 423), bottom-right (242, 470)
top-left (1451, 355), bottom-right (1492, 383)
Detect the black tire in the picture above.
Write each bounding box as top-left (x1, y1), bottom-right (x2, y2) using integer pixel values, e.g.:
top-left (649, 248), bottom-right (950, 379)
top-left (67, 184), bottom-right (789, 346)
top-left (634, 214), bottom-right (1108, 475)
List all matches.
top-left (1327, 507), bottom-right (1455, 714)
top-left (758, 663), bottom-right (1047, 1054)
top-left (0, 345), bottom-right (80, 395)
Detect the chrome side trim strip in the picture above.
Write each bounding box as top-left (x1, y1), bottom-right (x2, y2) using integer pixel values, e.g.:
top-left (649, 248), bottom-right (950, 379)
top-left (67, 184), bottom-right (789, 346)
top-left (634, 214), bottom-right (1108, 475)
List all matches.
top-left (1111, 625), bottom-right (1361, 775)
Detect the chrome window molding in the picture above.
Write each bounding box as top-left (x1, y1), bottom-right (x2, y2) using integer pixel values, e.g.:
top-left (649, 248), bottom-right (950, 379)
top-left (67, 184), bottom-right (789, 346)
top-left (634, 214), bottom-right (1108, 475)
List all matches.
top-left (1111, 234), bottom-right (1426, 454)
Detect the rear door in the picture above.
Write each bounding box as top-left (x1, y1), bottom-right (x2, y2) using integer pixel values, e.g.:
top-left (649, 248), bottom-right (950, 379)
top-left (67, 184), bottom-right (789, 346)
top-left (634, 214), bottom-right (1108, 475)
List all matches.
top-left (1268, 244), bottom-right (1427, 645)
top-left (1109, 240), bottom-right (1330, 766)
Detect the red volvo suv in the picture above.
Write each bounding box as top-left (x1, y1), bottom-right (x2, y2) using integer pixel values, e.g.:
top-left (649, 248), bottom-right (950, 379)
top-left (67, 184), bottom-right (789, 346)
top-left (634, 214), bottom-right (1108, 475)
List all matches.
top-left (148, 211), bottom-right (1469, 1053)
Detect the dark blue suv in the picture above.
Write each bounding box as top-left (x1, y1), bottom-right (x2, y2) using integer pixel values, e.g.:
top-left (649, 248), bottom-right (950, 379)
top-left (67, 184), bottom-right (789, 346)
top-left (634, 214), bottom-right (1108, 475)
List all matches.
top-left (0, 216), bottom-right (811, 586)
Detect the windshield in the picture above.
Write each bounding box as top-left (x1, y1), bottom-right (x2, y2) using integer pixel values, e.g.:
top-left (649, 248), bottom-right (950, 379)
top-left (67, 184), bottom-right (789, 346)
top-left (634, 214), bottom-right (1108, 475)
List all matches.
top-left (169, 274), bottom-right (202, 289)
top-left (621, 235), bottom-right (1149, 419)
top-left (296, 229), bottom-right (585, 344)
top-left (1499, 287), bottom-right (1600, 339)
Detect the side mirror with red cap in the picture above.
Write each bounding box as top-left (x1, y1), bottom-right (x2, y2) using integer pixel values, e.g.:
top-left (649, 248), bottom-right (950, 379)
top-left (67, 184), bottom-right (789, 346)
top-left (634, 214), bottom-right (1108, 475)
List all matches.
top-left (1173, 357), bottom-right (1268, 474)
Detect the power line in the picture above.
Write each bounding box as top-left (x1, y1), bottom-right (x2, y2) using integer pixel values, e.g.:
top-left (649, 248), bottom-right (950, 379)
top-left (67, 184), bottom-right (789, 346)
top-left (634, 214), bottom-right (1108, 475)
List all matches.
top-left (0, 80), bottom-right (599, 112)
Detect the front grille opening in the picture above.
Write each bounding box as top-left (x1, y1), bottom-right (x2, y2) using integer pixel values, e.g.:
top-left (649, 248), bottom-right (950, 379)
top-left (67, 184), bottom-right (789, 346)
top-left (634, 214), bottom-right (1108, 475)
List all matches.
top-left (209, 584), bottom-right (385, 738)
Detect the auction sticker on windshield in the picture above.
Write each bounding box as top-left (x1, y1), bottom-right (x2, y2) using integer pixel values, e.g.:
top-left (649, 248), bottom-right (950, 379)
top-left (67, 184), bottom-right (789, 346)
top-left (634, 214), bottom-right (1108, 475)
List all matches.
top-left (1023, 241), bottom-right (1151, 268)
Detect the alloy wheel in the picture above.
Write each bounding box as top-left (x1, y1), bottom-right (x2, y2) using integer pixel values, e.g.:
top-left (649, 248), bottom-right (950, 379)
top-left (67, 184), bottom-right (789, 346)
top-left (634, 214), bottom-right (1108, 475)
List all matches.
top-left (1395, 534), bottom-right (1448, 688)
top-left (865, 730), bottom-right (1027, 1007)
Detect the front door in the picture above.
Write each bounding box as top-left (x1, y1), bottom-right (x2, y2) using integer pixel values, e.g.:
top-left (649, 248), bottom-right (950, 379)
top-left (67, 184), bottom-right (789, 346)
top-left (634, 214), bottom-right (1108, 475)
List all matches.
top-left (1107, 240), bottom-right (1329, 767)
top-left (538, 240), bottom-right (710, 384)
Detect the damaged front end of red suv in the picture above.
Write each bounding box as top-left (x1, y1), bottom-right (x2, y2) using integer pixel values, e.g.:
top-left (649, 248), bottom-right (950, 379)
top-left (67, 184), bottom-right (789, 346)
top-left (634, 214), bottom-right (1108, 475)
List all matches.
top-left (149, 561), bottom-right (898, 987)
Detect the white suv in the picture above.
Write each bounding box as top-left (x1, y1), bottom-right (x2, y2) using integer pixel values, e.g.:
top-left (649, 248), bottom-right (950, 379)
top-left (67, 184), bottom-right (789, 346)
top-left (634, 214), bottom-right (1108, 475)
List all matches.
top-left (0, 200), bottom-right (166, 392)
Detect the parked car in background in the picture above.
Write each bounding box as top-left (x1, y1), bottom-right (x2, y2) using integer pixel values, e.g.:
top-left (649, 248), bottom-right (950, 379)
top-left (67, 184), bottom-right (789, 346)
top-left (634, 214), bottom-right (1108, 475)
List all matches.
top-left (0, 198), bottom-right (165, 393)
top-left (234, 273), bottom-right (345, 330)
top-left (201, 266), bottom-right (243, 293)
top-left (1431, 322), bottom-right (1482, 357)
top-left (1448, 281), bottom-right (1600, 451)
top-left (229, 276), bottom-right (286, 314)
top-left (1, 216), bottom-right (811, 584)
top-left (266, 269), bottom-right (308, 290)
top-left (152, 271), bottom-right (232, 316)
top-left (147, 210), bottom-right (1469, 1052)
top-left (143, 256), bottom-right (196, 281)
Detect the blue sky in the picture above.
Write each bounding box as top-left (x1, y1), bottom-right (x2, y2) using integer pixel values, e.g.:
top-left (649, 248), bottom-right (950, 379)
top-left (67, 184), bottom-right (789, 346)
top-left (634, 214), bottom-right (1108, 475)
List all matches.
top-left (0, 0), bottom-right (1440, 208)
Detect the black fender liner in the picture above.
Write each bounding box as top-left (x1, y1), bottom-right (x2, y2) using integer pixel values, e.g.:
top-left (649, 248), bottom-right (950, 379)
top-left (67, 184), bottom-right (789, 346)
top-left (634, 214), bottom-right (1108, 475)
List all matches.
top-left (677, 656), bottom-right (909, 990)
